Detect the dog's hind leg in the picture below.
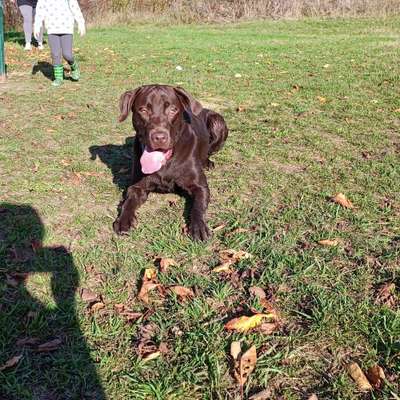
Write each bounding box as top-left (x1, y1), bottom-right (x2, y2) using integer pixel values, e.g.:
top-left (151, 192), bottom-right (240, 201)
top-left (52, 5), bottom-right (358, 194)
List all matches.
top-left (203, 110), bottom-right (229, 165)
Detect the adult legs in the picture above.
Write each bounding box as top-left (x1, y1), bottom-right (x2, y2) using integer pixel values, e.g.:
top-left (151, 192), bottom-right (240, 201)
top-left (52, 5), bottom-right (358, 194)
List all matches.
top-left (18, 5), bottom-right (33, 48)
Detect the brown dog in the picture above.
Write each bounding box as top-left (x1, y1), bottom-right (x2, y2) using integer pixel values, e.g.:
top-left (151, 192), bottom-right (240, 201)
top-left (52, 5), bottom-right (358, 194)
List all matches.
top-left (113, 85), bottom-right (228, 241)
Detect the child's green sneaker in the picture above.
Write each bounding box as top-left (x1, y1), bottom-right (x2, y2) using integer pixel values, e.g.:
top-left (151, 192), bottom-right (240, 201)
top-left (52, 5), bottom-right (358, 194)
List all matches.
top-left (52, 64), bottom-right (64, 87)
top-left (70, 60), bottom-right (80, 81)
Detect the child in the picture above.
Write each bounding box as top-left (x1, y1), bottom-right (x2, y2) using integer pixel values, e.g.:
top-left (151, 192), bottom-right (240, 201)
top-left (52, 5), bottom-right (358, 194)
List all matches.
top-left (33, 0), bottom-right (86, 87)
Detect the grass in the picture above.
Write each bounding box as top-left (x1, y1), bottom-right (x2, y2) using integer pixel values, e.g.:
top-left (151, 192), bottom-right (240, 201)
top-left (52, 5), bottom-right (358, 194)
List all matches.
top-left (1, 17), bottom-right (399, 400)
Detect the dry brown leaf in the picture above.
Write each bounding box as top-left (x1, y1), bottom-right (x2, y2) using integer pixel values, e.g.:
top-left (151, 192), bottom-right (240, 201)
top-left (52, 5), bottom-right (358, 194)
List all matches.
top-left (249, 389), bottom-right (272, 399)
top-left (236, 106), bottom-right (246, 112)
top-left (226, 227), bottom-right (250, 236)
top-left (317, 239), bottom-right (339, 247)
top-left (90, 301), bottom-right (105, 312)
top-left (36, 338), bottom-right (62, 352)
top-left (169, 285), bottom-right (195, 302)
top-left (138, 268), bottom-right (160, 303)
top-left (249, 286), bottom-right (266, 299)
top-left (307, 395), bottom-right (318, 400)
top-left (230, 341), bottom-right (242, 360)
top-left (16, 337), bottom-right (40, 346)
top-left (375, 283), bottom-right (396, 308)
top-left (158, 258), bottom-right (177, 273)
top-left (332, 193), bottom-right (354, 209)
top-left (79, 288), bottom-right (99, 303)
top-left (238, 345), bottom-right (257, 386)
top-left (225, 314), bottom-right (275, 333)
top-left (212, 262), bottom-right (234, 274)
top-left (317, 96), bottom-right (327, 104)
top-left (0, 355), bottom-right (23, 371)
top-left (347, 362), bottom-right (373, 391)
top-left (212, 224), bottom-right (226, 232)
top-left (219, 249), bottom-right (251, 264)
top-left (142, 351), bottom-right (161, 362)
top-left (366, 365), bottom-right (385, 389)
top-left (114, 304), bottom-right (143, 322)
top-left (258, 322), bottom-right (279, 335)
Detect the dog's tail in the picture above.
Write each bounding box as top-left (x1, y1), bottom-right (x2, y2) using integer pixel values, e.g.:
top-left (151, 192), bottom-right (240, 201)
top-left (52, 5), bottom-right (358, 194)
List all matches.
top-left (202, 109), bottom-right (229, 156)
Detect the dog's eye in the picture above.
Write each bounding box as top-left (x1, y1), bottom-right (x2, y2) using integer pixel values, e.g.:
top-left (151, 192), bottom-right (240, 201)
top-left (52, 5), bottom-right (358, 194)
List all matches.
top-left (139, 108), bottom-right (148, 114)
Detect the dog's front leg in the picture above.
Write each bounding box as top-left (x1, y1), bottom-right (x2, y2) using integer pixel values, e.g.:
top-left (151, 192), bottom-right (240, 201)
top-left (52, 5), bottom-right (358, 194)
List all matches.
top-left (181, 175), bottom-right (211, 241)
top-left (113, 178), bottom-right (153, 235)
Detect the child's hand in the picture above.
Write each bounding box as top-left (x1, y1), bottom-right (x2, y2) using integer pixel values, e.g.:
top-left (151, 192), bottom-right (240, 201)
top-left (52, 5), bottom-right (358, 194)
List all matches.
top-left (78, 24), bottom-right (86, 37)
top-left (33, 29), bottom-right (41, 41)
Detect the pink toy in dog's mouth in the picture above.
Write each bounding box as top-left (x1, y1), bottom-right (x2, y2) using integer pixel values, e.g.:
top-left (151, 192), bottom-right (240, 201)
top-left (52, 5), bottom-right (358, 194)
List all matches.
top-left (140, 147), bottom-right (173, 174)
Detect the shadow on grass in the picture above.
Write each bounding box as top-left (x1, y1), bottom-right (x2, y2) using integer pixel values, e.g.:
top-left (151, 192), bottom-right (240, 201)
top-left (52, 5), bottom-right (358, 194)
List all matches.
top-left (0, 204), bottom-right (105, 400)
top-left (5, 31), bottom-right (44, 47)
top-left (89, 136), bottom-right (136, 191)
top-left (4, 31), bottom-right (25, 46)
top-left (32, 61), bottom-right (53, 81)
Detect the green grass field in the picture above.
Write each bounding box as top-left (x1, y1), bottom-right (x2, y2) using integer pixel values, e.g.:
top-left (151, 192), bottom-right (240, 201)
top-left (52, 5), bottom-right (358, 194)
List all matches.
top-left (1, 17), bottom-right (399, 400)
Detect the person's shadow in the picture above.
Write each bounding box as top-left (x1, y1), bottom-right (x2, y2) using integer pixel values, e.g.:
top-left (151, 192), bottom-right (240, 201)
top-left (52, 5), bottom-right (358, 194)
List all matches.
top-left (0, 203), bottom-right (105, 400)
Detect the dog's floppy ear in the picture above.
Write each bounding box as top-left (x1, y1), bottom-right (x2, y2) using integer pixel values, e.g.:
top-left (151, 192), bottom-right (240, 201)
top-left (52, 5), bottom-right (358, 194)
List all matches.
top-left (118, 87), bottom-right (143, 122)
top-left (174, 87), bottom-right (203, 116)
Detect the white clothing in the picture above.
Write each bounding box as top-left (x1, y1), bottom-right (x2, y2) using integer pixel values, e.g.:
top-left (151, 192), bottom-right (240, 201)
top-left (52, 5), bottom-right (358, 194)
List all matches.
top-left (34, 0), bottom-right (85, 35)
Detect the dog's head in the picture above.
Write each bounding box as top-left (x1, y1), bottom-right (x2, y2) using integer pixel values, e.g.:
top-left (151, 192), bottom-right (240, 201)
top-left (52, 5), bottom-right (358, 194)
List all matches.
top-left (118, 85), bottom-right (203, 152)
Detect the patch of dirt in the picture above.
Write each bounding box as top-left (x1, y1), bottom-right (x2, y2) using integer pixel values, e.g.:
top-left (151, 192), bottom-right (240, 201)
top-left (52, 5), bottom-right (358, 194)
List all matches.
top-left (269, 160), bottom-right (306, 174)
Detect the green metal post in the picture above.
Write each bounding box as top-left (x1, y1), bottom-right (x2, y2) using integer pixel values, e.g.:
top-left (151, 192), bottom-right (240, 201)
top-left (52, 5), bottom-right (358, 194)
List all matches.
top-left (0, 0), bottom-right (6, 82)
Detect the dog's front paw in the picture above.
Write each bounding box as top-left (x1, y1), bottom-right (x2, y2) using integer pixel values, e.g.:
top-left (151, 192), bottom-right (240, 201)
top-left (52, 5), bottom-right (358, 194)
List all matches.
top-left (113, 215), bottom-right (136, 235)
top-left (189, 219), bottom-right (211, 241)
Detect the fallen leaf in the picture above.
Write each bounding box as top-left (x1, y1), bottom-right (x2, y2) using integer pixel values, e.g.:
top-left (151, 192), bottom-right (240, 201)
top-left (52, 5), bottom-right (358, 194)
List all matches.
top-left (317, 96), bottom-right (327, 104)
top-left (332, 193), bottom-right (354, 209)
top-left (213, 223), bottom-right (227, 232)
top-left (142, 351), bottom-right (161, 362)
top-left (0, 355), bottom-right (23, 371)
top-left (375, 283), bottom-right (396, 308)
top-left (348, 362), bottom-right (373, 391)
top-left (317, 239), bottom-right (339, 247)
top-left (168, 285), bottom-right (195, 302)
top-left (16, 337), bottom-right (40, 346)
top-left (158, 342), bottom-right (169, 354)
top-left (238, 345), bottom-right (257, 386)
top-left (230, 341), bottom-right (241, 360)
top-left (249, 389), bottom-right (272, 400)
top-left (219, 249), bottom-right (251, 264)
top-left (249, 286), bottom-right (266, 299)
top-left (79, 288), bottom-right (99, 303)
top-left (307, 395), bottom-right (318, 400)
top-left (90, 301), bottom-right (105, 312)
top-left (158, 258), bottom-right (177, 273)
top-left (225, 314), bottom-right (275, 333)
top-left (366, 365), bottom-right (385, 389)
top-left (236, 106), bottom-right (246, 112)
top-left (114, 304), bottom-right (143, 322)
top-left (138, 268), bottom-right (160, 303)
top-left (258, 322), bottom-right (279, 335)
top-left (226, 227), bottom-right (250, 236)
top-left (36, 338), bottom-right (62, 352)
top-left (292, 84), bottom-right (301, 92)
top-left (212, 262), bottom-right (234, 274)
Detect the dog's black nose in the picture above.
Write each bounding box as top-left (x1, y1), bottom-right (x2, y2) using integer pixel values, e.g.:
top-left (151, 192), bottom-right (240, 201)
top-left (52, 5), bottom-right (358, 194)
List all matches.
top-left (151, 132), bottom-right (168, 145)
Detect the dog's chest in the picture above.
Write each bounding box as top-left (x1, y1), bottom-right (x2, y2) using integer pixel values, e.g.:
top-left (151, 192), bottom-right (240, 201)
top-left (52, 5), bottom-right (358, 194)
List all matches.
top-left (155, 173), bottom-right (177, 193)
